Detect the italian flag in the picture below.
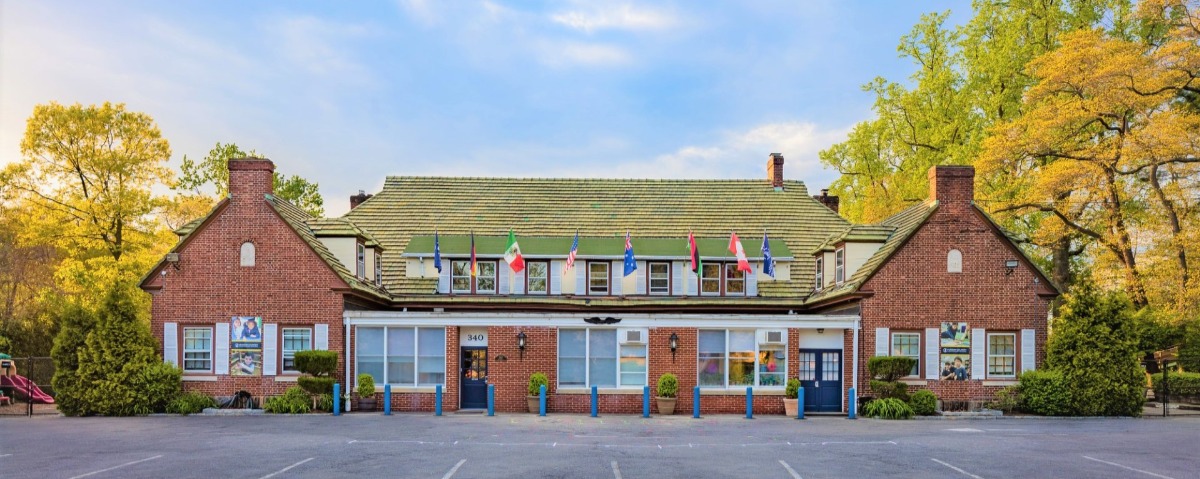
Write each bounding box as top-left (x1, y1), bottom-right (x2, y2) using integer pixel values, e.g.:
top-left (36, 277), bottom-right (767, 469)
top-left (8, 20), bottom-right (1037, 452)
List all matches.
top-left (504, 229), bottom-right (525, 273)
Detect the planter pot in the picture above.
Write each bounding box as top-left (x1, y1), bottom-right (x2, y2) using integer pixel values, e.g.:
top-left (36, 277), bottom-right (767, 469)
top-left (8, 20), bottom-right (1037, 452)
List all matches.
top-left (783, 397), bottom-right (799, 417)
top-left (657, 397), bottom-right (676, 415)
top-left (528, 396), bottom-right (542, 413)
top-left (357, 397), bottom-right (377, 412)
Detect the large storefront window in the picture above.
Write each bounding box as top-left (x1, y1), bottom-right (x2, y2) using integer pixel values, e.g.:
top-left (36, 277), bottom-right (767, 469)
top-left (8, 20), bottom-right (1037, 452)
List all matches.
top-left (698, 329), bottom-right (785, 388)
top-left (357, 327), bottom-right (446, 386)
top-left (558, 328), bottom-right (646, 388)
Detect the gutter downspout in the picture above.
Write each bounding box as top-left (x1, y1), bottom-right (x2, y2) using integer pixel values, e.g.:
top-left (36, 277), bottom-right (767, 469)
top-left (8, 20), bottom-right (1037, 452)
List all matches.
top-left (851, 316), bottom-right (860, 415)
top-left (344, 313), bottom-right (352, 413)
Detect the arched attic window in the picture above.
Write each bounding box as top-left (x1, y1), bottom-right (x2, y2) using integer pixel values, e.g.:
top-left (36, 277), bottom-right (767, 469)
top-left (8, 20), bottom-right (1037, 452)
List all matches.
top-left (240, 241), bottom-right (256, 267)
top-left (947, 248), bottom-right (962, 273)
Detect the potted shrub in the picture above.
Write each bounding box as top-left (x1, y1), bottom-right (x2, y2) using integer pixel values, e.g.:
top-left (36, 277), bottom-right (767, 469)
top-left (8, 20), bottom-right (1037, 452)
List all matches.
top-left (527, 372), bottom-right (549, 413)
top-left (656, 373), bottom-right (678, 415)
top-left (784, 378), bottom-right (801, 417)
top-left (356, 373), bottom-right (377, 411)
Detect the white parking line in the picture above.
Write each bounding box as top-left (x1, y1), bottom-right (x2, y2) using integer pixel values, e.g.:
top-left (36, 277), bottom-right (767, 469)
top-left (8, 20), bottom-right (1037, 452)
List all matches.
top-left (442, 459), bottom-right (466, 479)
top-left (69, 455), bottom-right (163, 479)
top-left (0, 454), bottom-right (11, 458)
top-left (1083, 455), bottom-right (1177, 479)
top-left (779, 459), bottom-right (803, 479)
top-left (611, 461), bottom-right (623, 479)
top-left (930, 458), bottom-right (984, 479)
top-left (258, 457), bottom-right (314, 479)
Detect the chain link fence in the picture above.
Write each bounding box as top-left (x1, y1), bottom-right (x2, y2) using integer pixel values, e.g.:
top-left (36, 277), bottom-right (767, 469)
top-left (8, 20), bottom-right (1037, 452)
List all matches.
top-left (0, 356), bottom-right (58, 417)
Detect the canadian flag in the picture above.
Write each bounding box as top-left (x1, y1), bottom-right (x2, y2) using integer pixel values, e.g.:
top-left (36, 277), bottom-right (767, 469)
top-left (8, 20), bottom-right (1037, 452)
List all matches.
top-left (729, 232), bottom-right (752, 273)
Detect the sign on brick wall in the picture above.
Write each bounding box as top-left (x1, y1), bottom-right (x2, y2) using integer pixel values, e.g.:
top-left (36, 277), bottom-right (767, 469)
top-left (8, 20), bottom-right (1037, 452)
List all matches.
top-left (938, 322), bottom-right (970, 381)
top-left (230, 316), bottom-right (263, 376)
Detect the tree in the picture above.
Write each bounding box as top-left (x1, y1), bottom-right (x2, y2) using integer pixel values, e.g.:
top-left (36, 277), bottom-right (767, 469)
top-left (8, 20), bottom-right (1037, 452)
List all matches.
top-left (176, 142), bottom-right (325, 216)
top-left (49, 301), bottom-right (97, 416)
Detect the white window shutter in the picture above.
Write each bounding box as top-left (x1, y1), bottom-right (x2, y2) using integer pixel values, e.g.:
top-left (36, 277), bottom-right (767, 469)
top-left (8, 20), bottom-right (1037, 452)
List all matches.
top-left (971, 328), bottom-right (986, 380)
top-left (315, 324), bottom-right (329, 351)
top-left (925, 328), bottom-right (939, 380)
top-left (263, 323), bottom-right (278, 376)
top-left (1021, 329), bottom-right (1036, 373)
top-left (438, 264), bottom-right (451, 294)
top-left (686, 267), bottom-right (698, 295)
top-left (550, 261), bottom-right (563, 295)
top-left (875, 328), bottom-right (889, 356)
top-left (635, 261), bottom-right (646, 295)
top-left (576, 266), bottom-right (586, 295)
top-left (513, 269), bottom-right (526, 295)
top-left (215, 322), bottom-right (230, 375)
top-left (746, 266), bottom-right (758, 297)
top-left (671, 262), bottom-right (684, 295)
top-left (611, 261), bottom-right (623, 295)
top-left (497, 267), bottom-right (509, 295)
top-left (163, 322), bottom-right (178, 366)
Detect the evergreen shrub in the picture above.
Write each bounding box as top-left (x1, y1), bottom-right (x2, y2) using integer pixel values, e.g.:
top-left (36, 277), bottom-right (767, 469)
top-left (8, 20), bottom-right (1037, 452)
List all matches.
top-left (528, 372), bottom-right (549, 396)
top-left (264, 386), bottom-right (312, 414)
top-left (657, 373), bottom-right (678, 398)
top-left (909, 389), bottom-right (937, 415)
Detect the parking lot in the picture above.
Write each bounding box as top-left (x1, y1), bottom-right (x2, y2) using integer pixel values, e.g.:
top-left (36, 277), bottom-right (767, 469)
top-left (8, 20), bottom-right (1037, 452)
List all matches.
top-left (2, 413), bottom-right (1197, 478)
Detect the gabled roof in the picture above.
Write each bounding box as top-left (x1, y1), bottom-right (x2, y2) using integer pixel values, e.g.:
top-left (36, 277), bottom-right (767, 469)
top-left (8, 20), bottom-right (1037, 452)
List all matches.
top-left (306, 217), bottom-right (382, 248)
top-left (343, 177), bottom-right (850, 297)
top-left (810, 224), bottom-right (896, 254)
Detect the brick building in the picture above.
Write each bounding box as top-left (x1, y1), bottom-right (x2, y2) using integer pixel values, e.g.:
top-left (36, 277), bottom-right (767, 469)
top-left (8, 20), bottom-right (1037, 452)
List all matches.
top-left (140, 155), bottom-right (1057, 414)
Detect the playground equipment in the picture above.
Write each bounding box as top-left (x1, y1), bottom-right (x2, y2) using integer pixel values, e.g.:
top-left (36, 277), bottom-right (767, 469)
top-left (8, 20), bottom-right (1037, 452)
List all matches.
top-left (0, 355), bottom-right (55, 404)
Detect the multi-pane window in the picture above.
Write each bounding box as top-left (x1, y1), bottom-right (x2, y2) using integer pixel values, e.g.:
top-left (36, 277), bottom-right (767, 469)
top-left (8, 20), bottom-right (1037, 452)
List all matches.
top-left (987, 333), bottom-right (1017, 378)
top-left (725, 264), bottom-right (746, 295)
top-left (835, 248), bottom-right (845, 284)
top-left (558, 329), bottom-right (647, 388)
top-left (588, 261), bottom-right (609, 295)
top-left (891, 332), bottom-right (921, 377)
top-left (357, 243), bottom-right (366, 279)
top-left (526, 261), bottom-right (548, 294)
top-left (701, 264), bottom-right (722, 295)
top-left (374, 251), bottom-right (383, 287)
top-left (450, 260), bottom-right (496, 294)
top-left (648, 262), bottom-right (670, 295)
top-left (182, 327), bottom-right (213, 372)
top-left (356, 327), bottom-right (446, 386)
top-left (281, 328), bottom-right (312, 373)
top-left (815, 257), bottom-right (824, 290)
top-left (698, 330), bottom-right (786, 388)
top-left (699, 263), bottom-right (747, 296)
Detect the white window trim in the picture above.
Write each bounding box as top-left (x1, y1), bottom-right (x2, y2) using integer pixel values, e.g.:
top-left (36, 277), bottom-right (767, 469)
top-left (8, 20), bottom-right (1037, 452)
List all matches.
top-left (280, 327), bottom-right (313, 374)
top-left (450, 260), bottom-right (472, 293)
top-left (356, 243), bottom-right (366, 279)
top-left (700, 263), bottom-right (722, 296)
top-left (556, 328), bottom-right (647, 389)
top-left (648, 261), bottom-right (670, 295)
top-left (986, 332), bottom-right (1018, 379)
top-left (723, 263), bottom-right (747, 296)
top-left (587, 261), bottom-right (610, 295)
top-left (474, 261), bottom-right (497, 294)
top-left (182, 326), bottom-right (214, 373)
top-left (526, 261), bottom-right (550, 295)
top-left (834, 248), bottom-right (845, 284)
top-left (814, 257), bottom-right (824, 290)
top-left (890, 331), bottom-right (921, 378)
top-left (374, 251), bottom-right (383, 287)
top-left (698, 329), bottom-right (787, 389)
top-left (355, 326), bottom-right (447, 387)
top-left (449, 260), bottom-right (497, 294)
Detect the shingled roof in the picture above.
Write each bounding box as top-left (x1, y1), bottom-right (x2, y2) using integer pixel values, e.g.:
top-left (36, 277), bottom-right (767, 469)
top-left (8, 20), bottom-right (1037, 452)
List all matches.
top-left (342, 177), bottom-right (850, 298)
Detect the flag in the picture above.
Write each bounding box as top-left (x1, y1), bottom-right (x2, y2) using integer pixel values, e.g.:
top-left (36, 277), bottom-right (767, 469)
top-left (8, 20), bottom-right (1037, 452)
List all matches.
top-left (564, 231), bottom-right (579, 273)
top-left (729, 232), bottom-right (752, 273)
top-left (470, 231), bottom-right (478, 277)
top-left (433, 230), bottom-right (442, 273)
top-left (504, 229), bottom-right (525, 273)
top-left (623, 232), bottom-right (637, 277)
top-left (688, 231), bottom-right (702, 273)
top-left (761, 232), bottom-right (776, 278)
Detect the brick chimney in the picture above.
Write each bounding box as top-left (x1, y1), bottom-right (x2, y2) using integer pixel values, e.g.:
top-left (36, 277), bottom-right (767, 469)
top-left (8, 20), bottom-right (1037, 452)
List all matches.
top-left (767, 153), bottom-right (785, 190)
top-left (928, 165), bottom-right (975, 204)
top-left (228, 157), bottom-right (275, 197)
top-left (814, 188), bottom-right (840, 214)
top-left (350, 190), bottom-right (373, 209)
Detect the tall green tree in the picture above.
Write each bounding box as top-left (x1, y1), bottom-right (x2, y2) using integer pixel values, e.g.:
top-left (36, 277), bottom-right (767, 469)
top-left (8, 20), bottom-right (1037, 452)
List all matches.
top-left (176, 142), bottom-right (325, 216)
top-left (49, 301), bottom-right (97, 416)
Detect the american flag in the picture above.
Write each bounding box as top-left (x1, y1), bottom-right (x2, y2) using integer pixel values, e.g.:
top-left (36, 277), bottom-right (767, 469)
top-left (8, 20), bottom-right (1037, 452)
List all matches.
top-left (564, 230), bottom-right (579, 273)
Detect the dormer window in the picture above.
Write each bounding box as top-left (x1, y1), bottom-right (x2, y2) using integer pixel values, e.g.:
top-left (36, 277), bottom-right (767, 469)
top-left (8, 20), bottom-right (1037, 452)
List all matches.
top-left (947, 249), bottom-right (963, 273)
top-left (356, 243), bottom-right (366, 279)
top-left (835, 248), bottom-right (845, 284)
top-left (814, 257), bottom-right (824, 290)
top-left (374, 251), bottom-right (383, 287)
top-left (240, 242), bottom-right (255, 267)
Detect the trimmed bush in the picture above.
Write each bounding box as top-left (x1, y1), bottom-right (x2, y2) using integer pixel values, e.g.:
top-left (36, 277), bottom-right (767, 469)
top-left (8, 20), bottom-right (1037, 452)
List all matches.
top-left (356, 373), bottom-right (376, 397)
top-left (1017, 370), bottom-right (1070, 416)
top-left (862, 397), bottom-right (914, 419)
top-left (132, 362), bottom-right (183, 414)
top-left (298, 376), bottom-right (336, 396)
top-left (909, 390), bottom-right (937, 415)
top-left (657, 373), bottom-right (678, 398)
top-left (528, 372), bottom-right (549, 396)
top-left (1151, 371), bottom-right (1200, 397)
top-left (785, 378), bottom-right (801, 399)
top-left (294, 350), bottom-right (338, 377)
top-left (167, 392), bottom-right (217, 415)
top-left (869, 379), bottom-right (909, 401)
top-left (988, 386), bottom-right (1021, 414)
top-left (867, 356), bottom-right (918, 382)
top-left (264, 386), bottom-right (312, 414)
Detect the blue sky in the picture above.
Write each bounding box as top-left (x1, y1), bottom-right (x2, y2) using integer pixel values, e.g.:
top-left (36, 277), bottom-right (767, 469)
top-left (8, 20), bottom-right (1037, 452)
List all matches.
top-left (1, 1), bottom-right (966, 215)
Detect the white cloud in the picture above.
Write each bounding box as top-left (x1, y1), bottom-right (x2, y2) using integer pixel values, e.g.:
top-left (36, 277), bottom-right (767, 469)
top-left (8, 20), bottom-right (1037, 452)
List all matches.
top-left (550, 4), bottom-right (680, 33)
top-left (539, 41), bottom-right (631, 67)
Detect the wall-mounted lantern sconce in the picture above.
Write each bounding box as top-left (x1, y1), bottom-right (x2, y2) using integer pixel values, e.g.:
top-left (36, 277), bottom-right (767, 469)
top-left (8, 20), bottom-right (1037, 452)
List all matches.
top-left (669, 332), bottom-right (679, 361)
top-left (165, 252), bottom-right (181, 270)
top-left (517, 331), bottom-right (527, 360)
top-left (817, 328), bottom-right (824, 334)
top-left (1004, 259), bottom-right (1019, 275)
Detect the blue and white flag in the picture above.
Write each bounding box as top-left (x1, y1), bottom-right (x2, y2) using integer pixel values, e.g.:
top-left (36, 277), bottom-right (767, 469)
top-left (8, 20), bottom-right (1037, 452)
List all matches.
top-left (433, 230), bottom-right (442, 273)
top-left (761, 232), bottom-right (775, 278)
top-left (623, 232), bottom-right (637, 277)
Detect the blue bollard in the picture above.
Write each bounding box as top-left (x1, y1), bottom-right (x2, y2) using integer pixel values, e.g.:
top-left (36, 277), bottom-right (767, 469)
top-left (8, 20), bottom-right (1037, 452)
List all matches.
top-left (435, 384), bottom-right (443, 416)
top-left (384, 384), bottom-right (392, 416)
top-left (333, 383), bottom-right (341, 416)
top-left (796, 387), bottom-right (805, 420)
top-left (847, 387), bottom-right (857, 419)
top-left (591, 385), bottom-right (598, 418)
top-left (746, 386), bottom-right (754, 419)
top-left (693, 386), bottom-right (701, 418)
top-left (643, 385), bottom-right (651, 418)
top-left (539, 384), bottom-right (547, 416)
top-left (488, 384), bottom-right (495, 417)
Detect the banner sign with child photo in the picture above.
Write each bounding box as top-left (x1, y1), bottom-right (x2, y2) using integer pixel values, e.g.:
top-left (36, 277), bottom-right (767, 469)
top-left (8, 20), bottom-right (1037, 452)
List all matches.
top-left (230, 316), bottom-right (263, 376)
top-left (939, 322), bottom-right (970, 381)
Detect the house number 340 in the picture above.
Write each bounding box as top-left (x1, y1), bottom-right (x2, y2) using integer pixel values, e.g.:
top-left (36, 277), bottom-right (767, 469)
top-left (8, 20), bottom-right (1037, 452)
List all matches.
top-left (467, 334), bottom-right (485, 341)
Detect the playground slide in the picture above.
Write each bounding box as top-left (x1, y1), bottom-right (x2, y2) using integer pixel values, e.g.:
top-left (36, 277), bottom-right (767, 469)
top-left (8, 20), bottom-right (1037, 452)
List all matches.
top-left (0, 374), bottom-right (54, 404)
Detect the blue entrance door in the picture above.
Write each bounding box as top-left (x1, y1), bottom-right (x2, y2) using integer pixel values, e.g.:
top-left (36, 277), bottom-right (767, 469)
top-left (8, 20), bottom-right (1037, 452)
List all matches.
top-left (460, 347), bottom-right (488, 409)
top-left (798, 349), bottom-right (842, 412)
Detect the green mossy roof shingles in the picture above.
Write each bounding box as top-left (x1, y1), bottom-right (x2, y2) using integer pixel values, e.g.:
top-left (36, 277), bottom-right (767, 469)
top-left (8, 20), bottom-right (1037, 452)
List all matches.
top-left (342, 177), bottom-right (851, 298)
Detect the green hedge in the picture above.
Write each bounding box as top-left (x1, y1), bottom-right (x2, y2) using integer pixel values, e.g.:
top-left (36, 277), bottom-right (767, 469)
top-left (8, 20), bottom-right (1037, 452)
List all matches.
top-left (297, 376), bottom-right (336, 396)
top-left (909, 390), bottom-right (937, 415)
top-left (294, 350), bottom-right (338, 377)
top-left (869, 379), bottom-right (909, 401)
top-left (264, 387), bottom-right (312, 414)
top-left (862, 397), bottom-right (914, 419)
top-left (867, 356), bottom-right (918, 382)
top-left (1017, 370), bottom-right (1071, 416)
top-left (1151, 372), bottom-right (1200, 397)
